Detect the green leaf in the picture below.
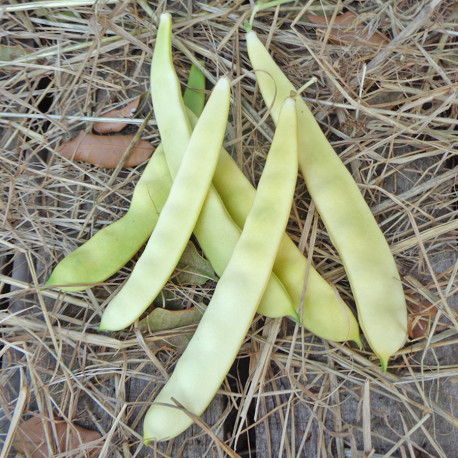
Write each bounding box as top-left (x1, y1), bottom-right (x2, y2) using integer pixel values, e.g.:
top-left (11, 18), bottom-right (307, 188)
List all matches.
top-left (173, 241), bottom-right (217, 285)
top-left (0, 44), bottom-right (29, 61)
top-left (138, 306), bottom-right (202, 332)
top-left (183, 62), bottom-right (206, 117)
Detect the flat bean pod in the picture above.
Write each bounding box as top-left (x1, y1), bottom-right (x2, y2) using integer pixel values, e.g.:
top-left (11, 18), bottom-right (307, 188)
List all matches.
top-left (151, 13), bottom-right (298, 321)
top-left (186, 110), bottom-right (360, 344)
top-left (143, 97), bottom-right (298, 443)
top-left (99, 76), bottom-right (231, 331)
top-left (246, 30), bottom-right (407, 370)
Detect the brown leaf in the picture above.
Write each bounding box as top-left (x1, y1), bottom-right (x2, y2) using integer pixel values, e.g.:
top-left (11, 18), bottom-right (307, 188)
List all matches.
top-left (407, 300), bottom-right (438, 340)
top-left (14, 416), bottom-right (102, 457)
top-left (57, 131), bottom-right (155, 168)
top-left (307, 11), bottom-right (388, 46)
top-left (93, 97), bottom-right (140, 134)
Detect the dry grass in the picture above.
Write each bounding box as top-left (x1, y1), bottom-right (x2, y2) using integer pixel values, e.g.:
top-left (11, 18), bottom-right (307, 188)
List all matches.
top-left (1, 0), bottom-right (457, 457)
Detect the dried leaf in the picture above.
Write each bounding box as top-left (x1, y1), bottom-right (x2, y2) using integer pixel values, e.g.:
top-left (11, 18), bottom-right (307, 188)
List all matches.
top-left (93, 97), bottom-right (140, 134)
top-left (174, 241), bottom-right (217, 285)
top-left (407, 300), bottom-right (438, 340)
top-left (138, 305), bottom-right (204, 351)
top-left (57, 131), bottom-right (155, 168)
top-left (307, 11), bottom-right (388, 46)
top-left (138, 307), bottom-right (202, 332)
top-left (145, 330), bottom-right (194, 352)
top-left (13, 416), bottom-right (102, 457)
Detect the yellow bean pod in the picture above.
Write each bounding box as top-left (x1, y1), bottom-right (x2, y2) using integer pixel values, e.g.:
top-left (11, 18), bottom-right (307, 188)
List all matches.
top-left (151, 13), bottom-right (298, 321)
top-left (99, 77), bottom-right (231, 331)
top-left (246, 30), bottom-right (407, 370)
top-left (143, 97), bottom-right (298, 443)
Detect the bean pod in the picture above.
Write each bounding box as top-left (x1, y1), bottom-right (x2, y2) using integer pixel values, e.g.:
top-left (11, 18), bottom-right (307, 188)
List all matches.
top-left (143, 97), bottom-right (298, 443)
top-left (99, 76), bottom-right (230, 331)
top-left (246, 30), bottom-right (407, 370)
top-left (150, 13), bottom-right (299, 322)
top-left (44, 65), bottom-right (206, 293)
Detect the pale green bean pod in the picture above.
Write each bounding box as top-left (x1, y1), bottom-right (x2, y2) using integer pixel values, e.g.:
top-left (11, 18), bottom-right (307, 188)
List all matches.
top-left (99, 76), bottom-right (230, 331)
top-left (246, 30), bottom-right (407, 370)
top-left (143, 97), bottom-right (298, 443)
top-left (44, 65), bottom-right (205, 293)
top-left (45, 149), bottom-right (171, 292)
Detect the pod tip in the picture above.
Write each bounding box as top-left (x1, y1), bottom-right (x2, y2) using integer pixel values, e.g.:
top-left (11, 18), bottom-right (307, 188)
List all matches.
top-left (219, 75), bottom-right (231, 87)
top-left (41, 278), bottom-right (88, 292)
top-left (283, 97), bottom-right (296, 109)
top-left (97, 315), bottom-right (129, 332)
top-left (292, 310), bottom-right (301, 325)
top-left (97, 318), bottom-right (121, 332)
top-left (376, 351), bottom-right (391, 373)
top-left (352, 334), bottom-right (363, 350)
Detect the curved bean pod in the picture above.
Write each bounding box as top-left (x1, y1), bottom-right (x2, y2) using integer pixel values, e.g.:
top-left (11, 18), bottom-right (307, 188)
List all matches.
top-left (246, 30), bottom-right (407, 370)
top-left (44, 66), bottom-right (206, 293)
top-left (98, 76), bottom-right (231, 331)
top-left (151, 13), bottom-right (298, 321)
top-left (45, 148), bottom-right (171, 292)
top-left (143, 97), bottom-right (298, 443)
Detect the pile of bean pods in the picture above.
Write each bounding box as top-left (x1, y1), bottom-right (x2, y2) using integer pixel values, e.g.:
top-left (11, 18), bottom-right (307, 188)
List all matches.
top-left (45, 12), bottom-right (407, 443)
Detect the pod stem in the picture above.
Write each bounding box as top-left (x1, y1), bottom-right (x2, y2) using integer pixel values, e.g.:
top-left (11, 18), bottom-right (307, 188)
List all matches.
top-left (297, 77), bottom-right (318, 96)
top-left (245, 0), bottom-right (296, 31)
top-left (286, 77), bottom-right (318, 101)
top-left (256, 0), bottom-right (296, 11)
